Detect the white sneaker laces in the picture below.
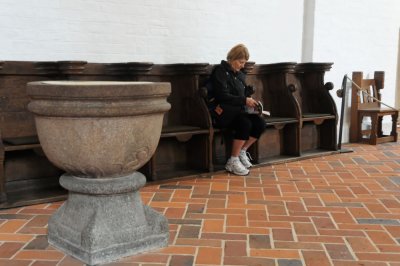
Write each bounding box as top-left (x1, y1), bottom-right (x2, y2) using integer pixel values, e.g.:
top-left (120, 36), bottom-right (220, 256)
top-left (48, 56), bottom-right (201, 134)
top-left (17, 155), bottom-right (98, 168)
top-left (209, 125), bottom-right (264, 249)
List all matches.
top-left (239, 150), bottom-right (253, 167)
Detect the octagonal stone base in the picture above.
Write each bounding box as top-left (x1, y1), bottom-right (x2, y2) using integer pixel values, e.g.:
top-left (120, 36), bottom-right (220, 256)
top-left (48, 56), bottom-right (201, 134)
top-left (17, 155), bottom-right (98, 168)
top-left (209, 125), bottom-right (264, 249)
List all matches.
top-left (48, 172), bottom-right (169, 265)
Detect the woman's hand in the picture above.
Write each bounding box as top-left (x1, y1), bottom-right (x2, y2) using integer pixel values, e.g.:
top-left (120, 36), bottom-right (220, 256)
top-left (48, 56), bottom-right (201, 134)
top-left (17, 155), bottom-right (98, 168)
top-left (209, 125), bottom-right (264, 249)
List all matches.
top-left (246, 97), bottom-right (257, 108)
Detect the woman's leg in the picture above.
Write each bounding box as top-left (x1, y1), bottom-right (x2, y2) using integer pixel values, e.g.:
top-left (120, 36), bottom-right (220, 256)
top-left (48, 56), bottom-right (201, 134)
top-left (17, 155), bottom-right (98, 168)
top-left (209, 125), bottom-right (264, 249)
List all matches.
top-left (225, 114), bottom-right (252, 175)
top-left (226, 138), bottom-right (249, 175)
top-left (231, 139), bottom-right (246, 157)
top-left (242, 137), bottom-right (257, 151)
top-left (229, 114), bottom-right (252, 156)
top-left (238, 115), bottom-right (266, 167)
top-left (246, 114), bottom-right (266, 148)
top-left (238, 137), bottom-right (257, 168)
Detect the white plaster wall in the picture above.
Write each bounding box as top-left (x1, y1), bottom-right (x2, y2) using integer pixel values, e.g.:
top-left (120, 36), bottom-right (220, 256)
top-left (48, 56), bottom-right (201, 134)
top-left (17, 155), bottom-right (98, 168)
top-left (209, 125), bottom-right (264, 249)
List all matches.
top-left (311, 0), bottom-right (400, 142)
top-left (0, 0), bottom-right (303, 64)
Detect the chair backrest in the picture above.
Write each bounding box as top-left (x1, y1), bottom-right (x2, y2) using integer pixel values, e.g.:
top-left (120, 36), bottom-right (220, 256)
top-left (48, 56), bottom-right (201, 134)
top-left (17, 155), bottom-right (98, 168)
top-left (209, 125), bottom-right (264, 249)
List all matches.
top-left (351, 71), bottom-right (384, 110)
top-left (358, 78), bottom-right (378, 108)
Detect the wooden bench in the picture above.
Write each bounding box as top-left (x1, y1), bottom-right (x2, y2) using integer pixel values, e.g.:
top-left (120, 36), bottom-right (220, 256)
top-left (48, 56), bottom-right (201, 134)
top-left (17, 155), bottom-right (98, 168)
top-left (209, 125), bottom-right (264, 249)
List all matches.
top-left (0, 60), bottom-right (340, 209)
top-left (135, 63), bottom-right (212, 180)
top-left (198, 62), bottom-right (301, 169)
top-left (292, 63), bottom-right (338, 154)
top-left (246, 62), bottom-right (300, 163)
top-left (1, 61), bottom-right (213, 183)
top-left (0, 61), bottom-right (65, 208)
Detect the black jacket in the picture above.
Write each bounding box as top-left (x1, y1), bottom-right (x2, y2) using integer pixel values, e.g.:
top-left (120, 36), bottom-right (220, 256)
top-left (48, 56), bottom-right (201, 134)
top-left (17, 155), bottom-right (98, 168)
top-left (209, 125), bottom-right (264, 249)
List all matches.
top-left (212, 60), bottom-right (247, 107)
top-left (210, 60), bottom-right (248, 128)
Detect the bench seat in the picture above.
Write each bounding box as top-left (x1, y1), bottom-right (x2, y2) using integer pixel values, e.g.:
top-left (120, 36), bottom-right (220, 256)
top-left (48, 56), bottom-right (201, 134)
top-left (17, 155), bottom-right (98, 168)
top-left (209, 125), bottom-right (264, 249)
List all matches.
top-left (302, 113), bottom-right (336, 124)
top-left (265, 117), bottom-right (298, 125)
top-left (161, 125), bottom-right (209, 138)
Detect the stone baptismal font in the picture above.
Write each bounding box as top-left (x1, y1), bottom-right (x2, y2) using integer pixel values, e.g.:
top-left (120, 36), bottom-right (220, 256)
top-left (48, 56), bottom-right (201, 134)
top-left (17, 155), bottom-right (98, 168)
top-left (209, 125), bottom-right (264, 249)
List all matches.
top-left (27, 81), bottom-right (171, 265)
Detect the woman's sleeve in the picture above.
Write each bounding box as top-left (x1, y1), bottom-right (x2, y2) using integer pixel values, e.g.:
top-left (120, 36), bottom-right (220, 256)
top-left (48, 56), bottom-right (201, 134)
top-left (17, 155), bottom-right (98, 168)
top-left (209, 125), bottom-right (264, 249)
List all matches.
top-left (212, 67), bottom-right (246, 106)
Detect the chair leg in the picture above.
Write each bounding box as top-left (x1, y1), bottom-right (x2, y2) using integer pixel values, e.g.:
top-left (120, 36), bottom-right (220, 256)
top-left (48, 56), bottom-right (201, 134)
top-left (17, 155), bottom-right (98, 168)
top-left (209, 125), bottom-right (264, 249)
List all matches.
top-left (391, 113), bottom-right (398, 142)
top-left (357, 113), bottom-right (363, 142)
top-left (378, 116), bottom-right (384, 137)
top-left (370, 115), bottom-right (378, 145)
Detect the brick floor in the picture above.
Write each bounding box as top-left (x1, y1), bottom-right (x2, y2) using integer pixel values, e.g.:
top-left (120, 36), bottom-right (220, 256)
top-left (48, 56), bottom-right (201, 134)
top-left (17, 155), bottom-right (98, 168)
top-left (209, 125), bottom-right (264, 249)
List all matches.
top-left (0, 142), bottom-right (400, 265)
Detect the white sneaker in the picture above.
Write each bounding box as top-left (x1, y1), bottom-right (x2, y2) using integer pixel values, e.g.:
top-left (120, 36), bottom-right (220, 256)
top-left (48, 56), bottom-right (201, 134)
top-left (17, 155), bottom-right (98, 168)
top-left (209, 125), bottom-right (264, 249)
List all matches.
top-left (225, 157), bottom-right (249, 176)
top-left (239, 150), bottom-right (253, 168)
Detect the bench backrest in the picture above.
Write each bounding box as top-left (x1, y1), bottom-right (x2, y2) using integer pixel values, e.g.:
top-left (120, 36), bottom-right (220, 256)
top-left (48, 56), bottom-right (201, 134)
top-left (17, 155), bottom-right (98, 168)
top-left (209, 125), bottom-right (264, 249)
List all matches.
top-left (293, 63), bottom-right (336, 115)
top-left (136, 63), bottom-right (211, 130)
top-left (0, 61), bottom-right (59, 142)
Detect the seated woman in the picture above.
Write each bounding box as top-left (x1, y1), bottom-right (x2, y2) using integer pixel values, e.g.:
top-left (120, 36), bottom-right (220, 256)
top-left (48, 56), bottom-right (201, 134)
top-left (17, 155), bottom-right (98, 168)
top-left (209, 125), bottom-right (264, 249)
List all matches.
top-left (211, 44), bottom-right (266, 176)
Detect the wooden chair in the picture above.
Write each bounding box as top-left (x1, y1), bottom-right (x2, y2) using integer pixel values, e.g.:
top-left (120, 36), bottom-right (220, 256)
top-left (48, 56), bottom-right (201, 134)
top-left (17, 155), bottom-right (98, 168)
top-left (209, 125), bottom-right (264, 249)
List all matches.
top-left (350, 71), bottom-right (398, 145)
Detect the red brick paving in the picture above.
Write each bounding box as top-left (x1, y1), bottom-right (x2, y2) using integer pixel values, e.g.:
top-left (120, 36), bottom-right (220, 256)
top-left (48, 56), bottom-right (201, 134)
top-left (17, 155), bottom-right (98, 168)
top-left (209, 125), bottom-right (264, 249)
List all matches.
top-left (0, 143), bottom-right (400, 265)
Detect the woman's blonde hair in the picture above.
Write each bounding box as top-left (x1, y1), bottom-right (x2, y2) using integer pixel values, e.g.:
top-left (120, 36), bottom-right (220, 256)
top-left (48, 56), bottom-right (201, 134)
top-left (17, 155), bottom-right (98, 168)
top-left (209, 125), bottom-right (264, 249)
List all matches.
top-left (227, 44), bottom-right (249, 62)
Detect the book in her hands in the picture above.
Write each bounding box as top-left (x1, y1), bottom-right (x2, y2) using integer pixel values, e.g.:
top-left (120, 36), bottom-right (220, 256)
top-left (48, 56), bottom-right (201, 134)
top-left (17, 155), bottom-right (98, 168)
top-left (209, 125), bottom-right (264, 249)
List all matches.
top-left (244, 101), bottom-right (270, 116)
